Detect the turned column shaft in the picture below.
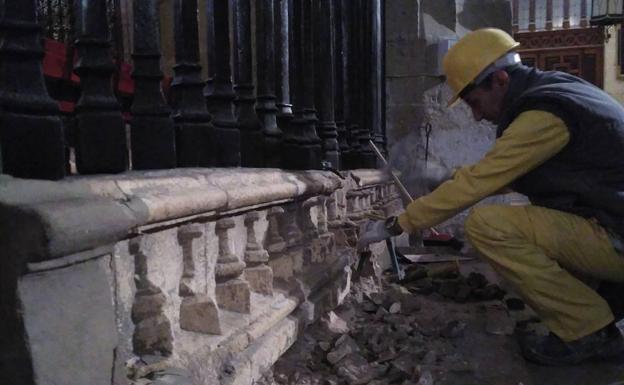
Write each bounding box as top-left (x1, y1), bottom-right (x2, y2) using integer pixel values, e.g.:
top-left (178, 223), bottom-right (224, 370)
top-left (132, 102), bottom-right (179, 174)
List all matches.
top-left (130, 0), bottom-right (176, 170)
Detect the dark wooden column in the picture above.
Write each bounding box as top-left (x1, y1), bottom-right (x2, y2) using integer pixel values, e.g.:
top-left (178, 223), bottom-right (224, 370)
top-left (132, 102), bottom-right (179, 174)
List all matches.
top-left (359, 0), bottom-right (376, 168)
top-left (314, 0), bottom-right (340, 169)
top-left (73, 0), bottom-right (127, 173)
top-left (283, 0), bottom-right (321, 170)
top-left (256, 0), bottom-right (281, 167)
top-left (130, 0), bottom-right (176, 170)
top-left (171, 0), bottom-right (215, 167)
top-left (233, 0), bottom-right (263, 167)
top-left (344, 1), bottom-right (362, 169)
top-left (333, 1), bottom-right (350, 169)
top-left (0, 0), bottom-right (66, 179)
top-left (205, 0), bottom-right (240, 167)
top-left (371, 0), bottom-right (385, 162)
top-left (274, 0), bottom-right (293, 145)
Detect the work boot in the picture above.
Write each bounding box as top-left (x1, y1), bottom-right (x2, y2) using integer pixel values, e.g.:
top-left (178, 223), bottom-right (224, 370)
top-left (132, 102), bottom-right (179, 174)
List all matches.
top-left (520, 323), bottom-right (624, 366)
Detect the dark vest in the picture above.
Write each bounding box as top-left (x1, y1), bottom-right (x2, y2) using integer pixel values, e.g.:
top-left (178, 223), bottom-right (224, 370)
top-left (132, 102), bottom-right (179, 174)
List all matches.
top-left (497, 65), bottom-right (624, 238)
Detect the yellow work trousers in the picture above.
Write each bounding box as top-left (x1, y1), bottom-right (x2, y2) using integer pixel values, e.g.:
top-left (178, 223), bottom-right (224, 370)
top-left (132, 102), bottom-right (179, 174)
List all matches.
top-left (465, 204), bottom-right (624, 341)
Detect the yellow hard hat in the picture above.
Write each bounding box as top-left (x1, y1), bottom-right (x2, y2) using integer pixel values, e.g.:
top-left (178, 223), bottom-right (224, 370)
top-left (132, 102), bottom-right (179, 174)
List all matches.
top-left (443, 28), bottom-right (520, 106)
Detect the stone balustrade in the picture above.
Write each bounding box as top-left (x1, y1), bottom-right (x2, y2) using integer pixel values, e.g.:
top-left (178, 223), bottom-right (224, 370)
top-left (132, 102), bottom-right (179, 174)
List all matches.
top-left (0, 168), bottom-right (400, 385)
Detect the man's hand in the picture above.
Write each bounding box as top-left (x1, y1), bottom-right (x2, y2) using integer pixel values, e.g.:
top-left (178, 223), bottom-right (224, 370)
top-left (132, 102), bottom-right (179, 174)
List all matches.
top-left (356, 217), bottom-right (403, 251)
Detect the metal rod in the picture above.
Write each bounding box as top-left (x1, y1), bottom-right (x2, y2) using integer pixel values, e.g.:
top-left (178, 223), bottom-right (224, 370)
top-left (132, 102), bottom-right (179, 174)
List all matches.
top-left (368, 139), bottom-right (440, 236)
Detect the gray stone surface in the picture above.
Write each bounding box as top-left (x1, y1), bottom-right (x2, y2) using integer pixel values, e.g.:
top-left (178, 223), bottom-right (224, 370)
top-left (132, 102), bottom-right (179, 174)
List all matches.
top-left (18, 255), bottom-right (117, 385)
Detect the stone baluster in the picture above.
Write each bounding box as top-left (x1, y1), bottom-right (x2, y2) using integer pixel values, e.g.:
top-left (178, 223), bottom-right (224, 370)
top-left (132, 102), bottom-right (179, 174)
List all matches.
top-left (314, 0), bottom-right (340, 169)
top-left (130, 238), bottom-right (173, 356)
top-left (177, 224), bottom-right (221, 334)
top-left (171, 0), bottom-right (215, 167)
top-left (301, 198), bottom-right (323, 264)
top-left (282, 202), bottom-right (304, 248)
top-left (266, 206), bottom-right (287, 254)
top-left (256, 0), bottom-right (282, 167)
top-left (344, 1), bottom-right (361, 169)
top-left (317, 195), bottom-right (336, 262)
top-left (283, 0), bottom-right (322, 170)
top-left (130, 0), bottom-right (176, 170)
top-left (233, 0), bottom-right (263, 167)
top-left (243, 211), bottom-right (273, 295)
top-left (204, 0), bottom-right (240, 167)
top-left (326, 194), bottom-right (340, 228)
top-left (317, 196), bottom-right (329, 235)
top-left (333, 1), bottom-right (350, 169)
top-left (301, 197), bottom-right (321, 239)
top-left (0, 0), bottom-right (66, 179)
top-left (215, 218), bottom-right (250, 313)
top-left (73, 0), bottom-right (127, 173)
top-left (274, 0), bottom-right (294, 142)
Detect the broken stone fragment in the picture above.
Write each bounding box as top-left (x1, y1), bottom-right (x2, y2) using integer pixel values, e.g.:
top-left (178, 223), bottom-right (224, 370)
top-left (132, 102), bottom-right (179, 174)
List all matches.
top-left (473, 283), bottom-right (506, 301)
top-left (391, 352), bottom-right (417, 376)
top-left (421, 350), bottom-right (437, 365)
top-left (321, 311), bottom-right (350, 335)
top-left (327, 335), bottom-right (360, 365)
top-left (440, 320), bottom-right (466, 339)
top-left (505, 297), bottom-right (525, 311)
top-left (336, 353), bottom-right (385, 385)
top-left (454, 284), bottom-right (472, 302)
top-left (466, 271), bottom-right (488, 288)
top-left (319, 341), bottom-right (332, 352)
top-left (389, 302), bottom-right (402, 314)
top-left (416, 370), bottom-right (434, 385)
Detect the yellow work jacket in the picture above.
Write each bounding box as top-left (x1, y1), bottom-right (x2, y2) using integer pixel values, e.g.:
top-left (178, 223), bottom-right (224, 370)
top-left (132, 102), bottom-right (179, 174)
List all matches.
top-left (398, 110), bottom-right (569, 233)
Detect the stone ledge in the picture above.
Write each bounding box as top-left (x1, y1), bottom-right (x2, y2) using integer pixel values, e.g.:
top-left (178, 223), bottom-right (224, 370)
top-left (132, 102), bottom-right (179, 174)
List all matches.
top-left (0, 168), bottom-right (382, 262)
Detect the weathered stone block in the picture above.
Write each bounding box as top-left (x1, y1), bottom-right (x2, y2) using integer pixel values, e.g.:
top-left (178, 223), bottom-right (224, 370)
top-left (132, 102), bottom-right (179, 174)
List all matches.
top-left (268, 248), bottom-right (303, 279)
top-left (133, 314), bottom-right (173, 356)
top-left (216, 278), bottom-right (251, 313)
top-left (179, 295), bottom-right (222, 334)
top-left (18, 255), bottom-right (117, 385)
top-left (244, 265), bottom-right (274, 295)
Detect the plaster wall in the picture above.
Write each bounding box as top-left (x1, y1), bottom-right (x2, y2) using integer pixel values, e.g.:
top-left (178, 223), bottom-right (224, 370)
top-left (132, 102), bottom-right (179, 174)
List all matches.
top-left (603, 25), bottom-right (624, 105)
top-left (385, 0), bottom-right (514, 233)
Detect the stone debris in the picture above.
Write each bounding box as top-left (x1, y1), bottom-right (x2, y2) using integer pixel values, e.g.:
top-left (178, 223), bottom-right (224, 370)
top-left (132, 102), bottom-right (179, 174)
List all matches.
top-left (323, 311), bottom-right (351, 334)
top-left (265, 260), bottom-right (518, 385)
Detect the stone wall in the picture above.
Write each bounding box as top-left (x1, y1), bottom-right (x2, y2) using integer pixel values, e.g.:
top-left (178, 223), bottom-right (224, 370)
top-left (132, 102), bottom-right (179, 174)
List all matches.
top-left (0, 168), bottom-right (401, 385)
top-left (385, 0), bottom-right (512, 198)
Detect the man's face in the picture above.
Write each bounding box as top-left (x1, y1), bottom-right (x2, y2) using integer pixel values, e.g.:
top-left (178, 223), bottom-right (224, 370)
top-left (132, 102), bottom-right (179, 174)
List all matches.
top-left (461, 71), bottom-right (509, 124)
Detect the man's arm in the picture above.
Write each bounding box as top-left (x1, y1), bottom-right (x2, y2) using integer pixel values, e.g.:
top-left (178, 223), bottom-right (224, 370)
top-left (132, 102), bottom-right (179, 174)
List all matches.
top-left (398, 110), bottom-right (570, 233)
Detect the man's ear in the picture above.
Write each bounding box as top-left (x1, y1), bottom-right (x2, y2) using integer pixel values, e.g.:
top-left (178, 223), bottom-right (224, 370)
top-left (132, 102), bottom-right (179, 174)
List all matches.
top-left (493, 69), bottom-right (510, 87)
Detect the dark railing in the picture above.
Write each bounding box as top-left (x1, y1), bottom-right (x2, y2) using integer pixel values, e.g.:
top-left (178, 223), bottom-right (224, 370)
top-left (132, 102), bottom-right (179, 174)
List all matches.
top-left (0, 0), bottom-right (387, 180)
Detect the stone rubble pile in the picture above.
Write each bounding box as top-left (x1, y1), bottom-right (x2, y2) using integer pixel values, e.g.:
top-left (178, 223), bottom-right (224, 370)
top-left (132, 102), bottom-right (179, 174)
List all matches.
top-left (259, 262), bottom-right (518, 385)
